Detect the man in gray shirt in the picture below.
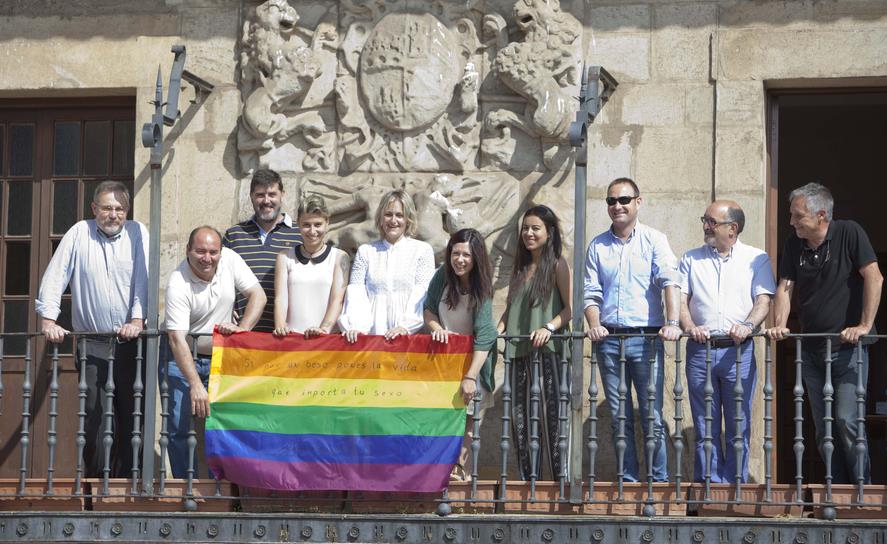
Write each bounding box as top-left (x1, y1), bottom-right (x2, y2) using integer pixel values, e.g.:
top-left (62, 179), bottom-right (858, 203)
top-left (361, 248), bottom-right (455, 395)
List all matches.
top-left (36, 181), bottom-right (149, 478)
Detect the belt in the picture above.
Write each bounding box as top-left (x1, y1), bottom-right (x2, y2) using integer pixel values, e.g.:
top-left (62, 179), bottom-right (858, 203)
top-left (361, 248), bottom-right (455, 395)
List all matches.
top-left (604, 326), bottom-right (659, 335)
top-left (707, 337), bottom-right (751, 348)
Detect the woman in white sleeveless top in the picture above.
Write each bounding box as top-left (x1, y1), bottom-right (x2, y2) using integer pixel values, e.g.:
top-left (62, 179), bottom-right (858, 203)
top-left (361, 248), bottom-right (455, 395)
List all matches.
top-left (273, 194), bottom-right (350, 337)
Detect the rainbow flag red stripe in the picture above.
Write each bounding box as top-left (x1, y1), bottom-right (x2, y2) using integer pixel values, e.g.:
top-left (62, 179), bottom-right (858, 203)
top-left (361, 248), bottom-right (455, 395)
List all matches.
top-left (205, 332), bottom-right (471, 492)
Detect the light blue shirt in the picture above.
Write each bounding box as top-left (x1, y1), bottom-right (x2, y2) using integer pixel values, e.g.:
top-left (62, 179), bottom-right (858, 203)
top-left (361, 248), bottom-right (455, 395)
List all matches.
top-left (36, 220), bottom-right (149, 333)
top-left (583, 222), bottom-right (679, 327)
top-left (251, 212), bottom-right (292, 244)
top-left (679, 240), bottom-right (776, 334)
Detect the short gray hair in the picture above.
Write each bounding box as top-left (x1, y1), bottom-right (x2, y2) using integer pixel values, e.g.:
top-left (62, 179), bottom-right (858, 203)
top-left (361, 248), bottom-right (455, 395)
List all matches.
top-left (789, 182), bottom-right (833, 221)
top-left (93, 181), bottom-right (131, 209)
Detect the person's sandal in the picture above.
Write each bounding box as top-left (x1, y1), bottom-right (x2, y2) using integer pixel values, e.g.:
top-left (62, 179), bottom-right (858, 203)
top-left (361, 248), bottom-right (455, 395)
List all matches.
top-left (449, 463), bottom-right (467, 481)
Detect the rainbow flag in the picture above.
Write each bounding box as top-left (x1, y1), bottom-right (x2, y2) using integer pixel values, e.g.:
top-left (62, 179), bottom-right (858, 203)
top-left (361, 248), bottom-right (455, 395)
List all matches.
top-left (205, 331), bottom-right (471, 492)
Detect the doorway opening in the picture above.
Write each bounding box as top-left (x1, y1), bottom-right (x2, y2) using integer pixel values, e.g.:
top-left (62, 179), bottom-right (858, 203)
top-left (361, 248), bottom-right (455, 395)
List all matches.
top-left (769, 90), bottom-right (887, 484)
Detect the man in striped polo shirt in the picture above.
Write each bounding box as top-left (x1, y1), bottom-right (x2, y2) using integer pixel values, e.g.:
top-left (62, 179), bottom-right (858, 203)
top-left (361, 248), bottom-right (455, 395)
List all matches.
top-left (223, 169), bottom-right (302, 332)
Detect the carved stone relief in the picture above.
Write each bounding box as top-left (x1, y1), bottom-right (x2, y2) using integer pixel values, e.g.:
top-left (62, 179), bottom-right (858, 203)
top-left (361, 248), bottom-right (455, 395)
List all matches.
top-left (237, 0), bottom-right (338, 174)
top-left (235, 0), bottom-right (586, 265)
top-left (237, 0), bottom-right (584, 176)
top-left (299, 173), bottom-right (518, 260)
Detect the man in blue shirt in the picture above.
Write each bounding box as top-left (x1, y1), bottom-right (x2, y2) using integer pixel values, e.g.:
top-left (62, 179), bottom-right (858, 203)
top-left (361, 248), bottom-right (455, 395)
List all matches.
top-left (36, 181), bottom-right (149, 478)
top-left (583, 177), bottom-right (681, 482)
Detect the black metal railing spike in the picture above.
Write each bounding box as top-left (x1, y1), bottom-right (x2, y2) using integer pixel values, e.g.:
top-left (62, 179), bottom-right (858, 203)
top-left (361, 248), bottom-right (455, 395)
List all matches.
top-left (793, 337), bottom-right (805, 503)
top-left (615, 337), bottom-right (627, 501)
top-left (101, 338), bottom-right (116, 496)
top-left (703, 340), bottom-right (713, 501)
top-left (528, 350), bottom-right (542, 501)
top-left (46, 343), bottom-right (60, 495)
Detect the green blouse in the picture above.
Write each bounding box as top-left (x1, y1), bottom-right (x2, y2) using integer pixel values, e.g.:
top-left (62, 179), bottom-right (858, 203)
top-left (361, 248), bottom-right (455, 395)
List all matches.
top-left (423, 266), bottom-right (498, 392)
top-left (503, 280), bottom-right (567, 360)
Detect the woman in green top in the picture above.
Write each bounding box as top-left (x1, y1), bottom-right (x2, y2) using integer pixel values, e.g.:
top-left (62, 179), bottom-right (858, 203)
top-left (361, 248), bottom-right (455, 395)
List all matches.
top-left (498, 204), bottom-right (572, 481)
top-left (424, 228), bottom-right (497, 481)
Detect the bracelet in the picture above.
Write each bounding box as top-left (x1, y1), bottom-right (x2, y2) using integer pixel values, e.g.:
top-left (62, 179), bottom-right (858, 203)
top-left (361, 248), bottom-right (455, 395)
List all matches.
top-left (462, 376), bottom-right (477, 382)
top-left (741, 321), bottom-right (755, 330)
top-left (666, 319), bottom-right (680, 327)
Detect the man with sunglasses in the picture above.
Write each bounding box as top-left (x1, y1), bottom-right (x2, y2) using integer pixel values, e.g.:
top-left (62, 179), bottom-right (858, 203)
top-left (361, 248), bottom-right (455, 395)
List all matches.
top-left (583, 177), bottom-right (682, 482)
top-left (36, 181), bottom-right (148, 478)
top-left (678, 200), bottom-right (775, 483)
top-left (766, 182), bottom-right (883, 484)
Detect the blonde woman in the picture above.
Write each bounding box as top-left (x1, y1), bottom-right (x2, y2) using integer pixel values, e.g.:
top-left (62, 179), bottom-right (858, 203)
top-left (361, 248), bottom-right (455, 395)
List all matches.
top-left (273, 195), bottom-right (350, 337)
top-left (339, 189), bottom-right (435, 342)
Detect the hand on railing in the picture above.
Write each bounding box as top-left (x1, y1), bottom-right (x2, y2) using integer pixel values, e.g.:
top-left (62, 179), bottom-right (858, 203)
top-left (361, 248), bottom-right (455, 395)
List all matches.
top-left (41, 319), bottom-right (69, 344)
top-left (658, 324), bottom-right (682, 342)
top-left (116, 320), bottom-right (143, 341)
top-left (764, 326), bottom-right (790, 341)
top-left (586, 325), bottom-right (609, 341)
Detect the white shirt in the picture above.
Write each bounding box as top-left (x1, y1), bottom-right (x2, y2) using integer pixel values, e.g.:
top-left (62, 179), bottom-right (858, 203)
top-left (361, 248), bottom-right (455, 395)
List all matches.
top-left (164, 247), bottom-right (259, 354)
top-left (338, 237), bottom-right (435, 334)
top-left (280, 245), bottom-right (344, 333)
top-left (679, 240), bottom-right (776, 334)
top-left (36, 220), bottom-right (149, 333)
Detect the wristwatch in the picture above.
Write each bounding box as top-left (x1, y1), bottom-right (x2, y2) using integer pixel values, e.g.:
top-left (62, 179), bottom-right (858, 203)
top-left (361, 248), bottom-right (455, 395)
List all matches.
top-left (666, 319), bottom-right (680, 327)
top-left (544, 323), bottom-right (557, 333)
top-left (740, 321), bottom-right (755, 330)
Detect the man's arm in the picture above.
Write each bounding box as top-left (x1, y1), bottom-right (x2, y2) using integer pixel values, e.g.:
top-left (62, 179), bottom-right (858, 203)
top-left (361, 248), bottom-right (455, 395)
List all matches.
top-left (841, 261), bottom-right (884, 343)
top-left (219, 284), bottom-right (266, 334)
top-left (765, 278), bottom-right (793, 340)
top-left (680, 292), bottom-right (709, 343)
top-left (37, 227), bottom-right (79, 343)
top-left (729, 293), bottom-right (771, 344)
top-left (168, 329), bottom-right (210, 418)
top-left (659, 284), bottom-right (682, 341)
top-left (583, 305), bottom-right (608, 341)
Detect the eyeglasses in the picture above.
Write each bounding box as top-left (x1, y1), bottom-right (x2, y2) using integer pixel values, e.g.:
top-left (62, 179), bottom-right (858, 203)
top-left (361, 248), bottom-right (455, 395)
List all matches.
top-left (800, 241), bottom-right (830, 270)
top-left (606, 196), bottom-right (638, 206)
top-left (98, 205), bottom-right (127, 215)
top-left (700, 216), bottom-right (734, 227)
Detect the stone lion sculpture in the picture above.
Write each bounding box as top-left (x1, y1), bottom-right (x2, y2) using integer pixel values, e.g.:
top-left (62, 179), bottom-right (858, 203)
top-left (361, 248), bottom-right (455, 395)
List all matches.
top-left (482, 0), bottom-right (582, 168)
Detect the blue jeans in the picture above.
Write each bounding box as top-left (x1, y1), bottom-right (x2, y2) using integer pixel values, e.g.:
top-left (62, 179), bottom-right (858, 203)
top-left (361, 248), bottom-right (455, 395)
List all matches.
top-left (686, 341), bottom-right (756, 483)
top-left (596, 336), bottom-right (668, 482)
top-left (801, 341), bottom-right (870, 484)
top-left (159, 337), bottom-right (211, 479)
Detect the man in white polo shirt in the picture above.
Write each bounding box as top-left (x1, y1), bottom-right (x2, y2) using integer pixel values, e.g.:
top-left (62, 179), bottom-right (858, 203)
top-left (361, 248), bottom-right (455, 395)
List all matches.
top-left (678, 200), bottom-right (775, 483)
top-left (163, 225), bottom-right (266, 477)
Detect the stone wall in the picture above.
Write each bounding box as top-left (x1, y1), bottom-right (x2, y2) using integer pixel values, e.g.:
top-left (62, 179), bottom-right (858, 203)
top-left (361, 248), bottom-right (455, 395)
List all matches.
top-left (1, 0), bottom-right (886, 483)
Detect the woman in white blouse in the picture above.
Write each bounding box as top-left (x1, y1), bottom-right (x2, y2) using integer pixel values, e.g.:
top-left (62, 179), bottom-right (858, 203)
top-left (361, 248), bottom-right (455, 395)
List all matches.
top-left (273, 194), bottom-right (350, 337)
top-left (340, 189), bottom-right (435, 342)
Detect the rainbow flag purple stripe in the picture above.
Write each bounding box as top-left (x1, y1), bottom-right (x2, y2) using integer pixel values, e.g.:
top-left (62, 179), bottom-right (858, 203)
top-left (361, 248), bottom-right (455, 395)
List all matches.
top-left (205, 331), bottom-right (471, 492)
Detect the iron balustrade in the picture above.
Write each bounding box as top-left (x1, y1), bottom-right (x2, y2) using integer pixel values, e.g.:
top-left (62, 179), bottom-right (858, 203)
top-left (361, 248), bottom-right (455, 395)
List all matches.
top-left (0, 329), bottom-right (884, 520)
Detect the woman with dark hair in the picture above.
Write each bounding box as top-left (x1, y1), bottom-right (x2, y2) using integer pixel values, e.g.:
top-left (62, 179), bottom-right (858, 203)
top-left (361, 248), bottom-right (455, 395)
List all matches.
top-left (423, 229), bottom-right (497, 481)
top-left (498, 204), bottom-right (572, 481)
top-left (273, 194), bottom-right (350, 337)
top-left (339, 189), bottom-right (435, 342)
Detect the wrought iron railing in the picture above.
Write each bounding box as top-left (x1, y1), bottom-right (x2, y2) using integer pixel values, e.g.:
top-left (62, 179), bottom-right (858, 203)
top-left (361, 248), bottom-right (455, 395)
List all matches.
top-left (0, 330), bottom-right (885, 521)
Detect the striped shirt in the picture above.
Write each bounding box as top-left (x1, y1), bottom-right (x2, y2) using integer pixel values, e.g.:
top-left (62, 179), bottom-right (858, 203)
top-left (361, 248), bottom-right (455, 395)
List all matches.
top-left (222, 213), bottom-right (301, 332)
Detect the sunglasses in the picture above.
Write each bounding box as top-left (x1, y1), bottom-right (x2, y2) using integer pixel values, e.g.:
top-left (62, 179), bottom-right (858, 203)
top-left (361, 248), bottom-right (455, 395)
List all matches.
top-left (606, 196), bottom-right (638, 206)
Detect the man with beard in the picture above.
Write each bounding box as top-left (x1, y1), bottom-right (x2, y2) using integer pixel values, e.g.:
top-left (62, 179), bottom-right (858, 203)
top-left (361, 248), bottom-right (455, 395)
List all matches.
top-left (678, 200), bottom-right (774, 483)
top-left (36, 181), bottom-right (149, 478)
top-left (163, 226), bottom-right (266, 477)
top-left (223, 169), bottom-right (301, 332)
top-left (767, 183), bottom-right (883, 484)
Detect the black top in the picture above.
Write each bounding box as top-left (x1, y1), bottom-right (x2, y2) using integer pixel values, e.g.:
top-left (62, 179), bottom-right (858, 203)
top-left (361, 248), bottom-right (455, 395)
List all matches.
top-left (780, 219), bottom-right (877, 334)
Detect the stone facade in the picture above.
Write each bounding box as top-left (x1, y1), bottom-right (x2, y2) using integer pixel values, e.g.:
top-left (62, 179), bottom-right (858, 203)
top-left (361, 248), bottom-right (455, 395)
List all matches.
top-left (1, 0), bottom-right (886, 483)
